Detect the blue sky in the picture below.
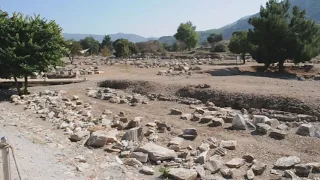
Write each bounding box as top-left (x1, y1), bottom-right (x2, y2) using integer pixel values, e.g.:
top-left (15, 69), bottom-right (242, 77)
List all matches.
top-left (1, 0), bottom-right (268, 37)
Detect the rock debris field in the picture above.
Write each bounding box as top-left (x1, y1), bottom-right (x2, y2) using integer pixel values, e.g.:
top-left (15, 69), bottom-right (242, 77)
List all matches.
top-left (1, 58), bottom-right (320, 180)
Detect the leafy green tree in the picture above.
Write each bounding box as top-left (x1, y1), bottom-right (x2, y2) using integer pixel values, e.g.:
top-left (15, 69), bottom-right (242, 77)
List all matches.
top-left (174, 21), bottom-right (199, 50)
top-left (228, 31), bottom-right (252, 64)
top-left (207, 33), bottom-right (223, 47)
top-left (129, 42), bottom-right (139, 55)
top-left (113, 39), bottom-right (131, 58)
top-left (101, 35), bottom-right (113, 51)
top-left (79, 36), bottom-right (99, 55)
top-left (66, 39), bottom-right (82, 64)
top-left (248, 0), bottom-right (320, 71)
top-left (0, 11), bottom-right (66, 94)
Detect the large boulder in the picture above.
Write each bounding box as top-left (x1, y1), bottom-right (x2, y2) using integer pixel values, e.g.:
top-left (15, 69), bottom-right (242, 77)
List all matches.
top-left (168, 168), bottom-right (197, 180)
top-left (294, 164), bottom-right (312, 177)
top-left (136, 143), bottom-right (177, 162)
top-left (182, 128), bottom-right (198, 139)
top-left (253, 115), bottom-right (270, 125)
top-left (226, 158), bottom-right (245, 168)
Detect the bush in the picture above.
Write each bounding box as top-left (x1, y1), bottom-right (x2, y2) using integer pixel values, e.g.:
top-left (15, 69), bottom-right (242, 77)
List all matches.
top-left (212, 42), bottom-right (227, 52)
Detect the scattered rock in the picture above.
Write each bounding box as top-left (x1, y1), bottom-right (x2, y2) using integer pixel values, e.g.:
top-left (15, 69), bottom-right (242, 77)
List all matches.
top-left (69, 130), bottom-right (90, 142)
top-left (180, 114), bottom-right (193, 120)
top-left (246, 169), bottom-right (255, 180)
top-left (253, 115), bottom-right (269, 125)
top-left (195, 165), bottom-right (206, 178)
top-left (296, 124), bottom-right (315, 136)
top-left (294, 164), bottom-right (312, 177)
top-left (75, 155), bottom-right (86, 163)
top-left (256, 123), bottom-right (272, 135)
top-left (170, 108), bottom-right (183, 115)
top-left (220, 140), bottom-right (237, 150)
top-left (205, 158), bottom-right (223, 173)
top-left (221, 168), bottom-right (232, 179)
top-left (124, 158), bottom-right (143, 167)
top-left (168, 168), bottom-right (197, 180)
top-left (277, 124), bottom-right (289, 131)
top-left (198, 142), bottom-right (210, 152)
top-left (130, 152), bottom-right (148, 163)
top-left (199, 116), bottom-right (214, 124)
top-left (146, 122), bottom-right (157, 127)
top-left (85, 130), bottom-right (109, 147)
top-left (196, 151), bottom-right (208, 165)
top-left (307, 162), bottom-right (320, 173)
top-left (182, 128), bottom-right (198, 139)
top-left (274, 156), bottom-right (300, 169)
top-left (136, 143), bottom-right (177, 162)
top-left (269, 129), bottom-right (287, 140)
top-left (209, 118), bottom-right (224, 127)
top-left (252, 161), bottom-right (267, 175)
top-left (242, 154), bottom-right (254, 163)
top-left (226, 158), bottom-right (245, 168)
top-left (231, 114), bottom-right (247, 130)
top-left (265, 119), bottom-right (280, 129)
top-left (169, 137), bottom-right (184, 146)
top-left (122, 127), bottom-right (143, 142)
top-left (140, 166), bottom-right (154, 175)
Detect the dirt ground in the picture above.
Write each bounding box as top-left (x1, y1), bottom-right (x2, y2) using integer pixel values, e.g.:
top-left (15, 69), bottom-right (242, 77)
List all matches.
top-left (0, 59), bottom-right (319, 179)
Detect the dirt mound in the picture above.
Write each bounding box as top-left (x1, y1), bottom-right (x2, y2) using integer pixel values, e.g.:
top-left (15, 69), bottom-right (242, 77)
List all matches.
top-left (99, 79), bottom-right (320, 119)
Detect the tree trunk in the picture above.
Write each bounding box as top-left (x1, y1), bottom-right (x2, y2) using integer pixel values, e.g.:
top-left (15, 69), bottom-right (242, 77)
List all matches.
top-left (23, 75), bottom-right (29, 95)
top-left (241, 54), bottom-right (246, 64)
top-left (264, 63), bottom-right (271, 71)
top-left (68, 55), bottom-right (74, 64)
top-left (278, 60), bottom-right (285, 72)
top-left (13, 76), bottom-right (21, 95)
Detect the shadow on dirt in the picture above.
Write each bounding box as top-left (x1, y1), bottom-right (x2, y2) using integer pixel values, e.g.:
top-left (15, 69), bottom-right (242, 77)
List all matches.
top-left (0, 88), bottom-right (17, 102)
top-left (204, 67), bottom-right (298, 80)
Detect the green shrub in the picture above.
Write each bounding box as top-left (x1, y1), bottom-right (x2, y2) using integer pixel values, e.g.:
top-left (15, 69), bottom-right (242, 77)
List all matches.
top-left (212, 42), bottom-right (227, 52)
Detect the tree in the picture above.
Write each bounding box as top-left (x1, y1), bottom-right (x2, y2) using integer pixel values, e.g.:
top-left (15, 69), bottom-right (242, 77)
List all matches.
top-left (66, 39), bottom-right (82, 64)
top-left (113, 39), bottom-right (131, 58)
top-left (0, 11), bottom-right (66, 94)
top-left (228, 31), bottom-right (252, 64)
top-left (248, 0), bottom-right (320, 71)
top-left (101, 35), bottom-right (113, 51)
top-left (79, 36), bottom-right (99, 55)
top-left (174, 21), bottom-right (199, 50)
top-left (207, 33), bottom-right (223, 47)
top-left (212, 42), bottom-right (227, 52)
top-left (101, 46), bottom-right (112, 57)
top-left (129, 42), bottom-right (139, 55)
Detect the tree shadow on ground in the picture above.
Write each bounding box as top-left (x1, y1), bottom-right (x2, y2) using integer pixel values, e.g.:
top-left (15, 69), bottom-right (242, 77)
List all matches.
top-left (204, 67), bottom-right (298, 80)
top-left (0, 88), bottom-right (17, 102)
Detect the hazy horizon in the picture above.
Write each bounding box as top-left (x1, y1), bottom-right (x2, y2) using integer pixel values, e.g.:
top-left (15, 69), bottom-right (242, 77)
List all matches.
top-left (1, 0), bottom-right (268, 37)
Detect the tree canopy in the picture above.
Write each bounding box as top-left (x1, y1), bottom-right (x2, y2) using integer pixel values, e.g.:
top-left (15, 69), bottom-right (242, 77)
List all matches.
top-left (79, 36), bottom-right (99, 55)
top-left (228, 31), bottom-right (252, 64)
top-left (66, 39), bottom-right (82, 64)
top-left (101, 35), bottom-right (113, 51)
top-left (113, 39), bottom-right (131, 58)
top-left (0, 10), bottom-right (66, 94)
top-left (174, 21), bottom-right (199, 50)
top-left (248, 0), bottom-right (320, 71)
top-left (207, 33), bottom-right (223, 46)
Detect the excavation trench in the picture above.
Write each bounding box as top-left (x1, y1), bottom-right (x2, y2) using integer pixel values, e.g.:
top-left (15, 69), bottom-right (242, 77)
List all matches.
top-left (98, 79), bottom-right (320, 120)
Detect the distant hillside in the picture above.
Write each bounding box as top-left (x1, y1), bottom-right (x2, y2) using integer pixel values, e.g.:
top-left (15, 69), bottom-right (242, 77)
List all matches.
top-left (158, 0), bottom-right (320, 43)
top-left (217, 0), bottom-right (320, 39)
top-left (63, 33), bottom-right (156, 43)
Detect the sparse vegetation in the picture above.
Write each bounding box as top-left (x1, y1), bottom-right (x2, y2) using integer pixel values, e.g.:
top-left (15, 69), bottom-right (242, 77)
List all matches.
top-left (66, 39), bottom-right (82, 64)
top-left (159, 166), bottom-right (170, 178)
top-left (207, 33), bottom-right (223, 47)
top-left (79, 36), bottom-right (100, 55)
